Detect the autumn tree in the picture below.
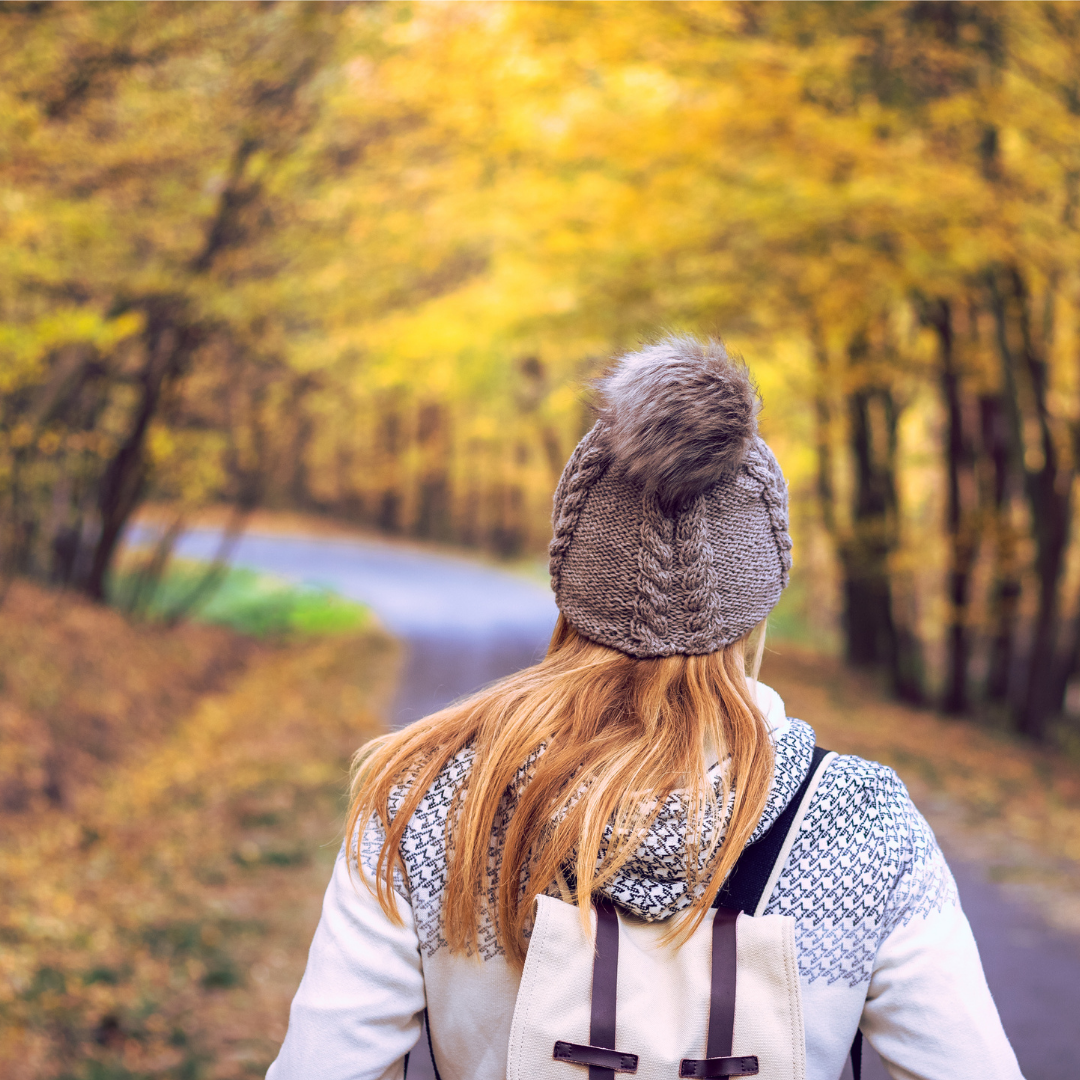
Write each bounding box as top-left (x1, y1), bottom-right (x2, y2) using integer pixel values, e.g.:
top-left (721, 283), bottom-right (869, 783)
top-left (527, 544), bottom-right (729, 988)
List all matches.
top-left (6, 1), bottom-right (1080, 739)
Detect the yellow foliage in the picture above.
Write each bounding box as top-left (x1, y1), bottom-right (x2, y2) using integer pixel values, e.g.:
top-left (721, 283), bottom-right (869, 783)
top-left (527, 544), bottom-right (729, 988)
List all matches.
top-left (5, 2), bottom-right (1080, 708)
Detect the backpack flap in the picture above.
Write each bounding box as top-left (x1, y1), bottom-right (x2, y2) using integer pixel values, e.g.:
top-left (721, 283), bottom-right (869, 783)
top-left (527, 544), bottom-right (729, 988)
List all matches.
top-left (506, 895), bottom-right (805, 1080)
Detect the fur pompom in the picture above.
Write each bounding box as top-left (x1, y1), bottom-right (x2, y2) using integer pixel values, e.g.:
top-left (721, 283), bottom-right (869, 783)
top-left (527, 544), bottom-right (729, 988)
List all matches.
top-left (596, 335), bottom-right (758, 511)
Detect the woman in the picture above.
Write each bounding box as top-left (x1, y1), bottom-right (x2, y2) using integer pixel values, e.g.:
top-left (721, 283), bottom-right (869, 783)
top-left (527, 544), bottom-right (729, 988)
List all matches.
top-left (268, 336), bottom-right (1023, 1080)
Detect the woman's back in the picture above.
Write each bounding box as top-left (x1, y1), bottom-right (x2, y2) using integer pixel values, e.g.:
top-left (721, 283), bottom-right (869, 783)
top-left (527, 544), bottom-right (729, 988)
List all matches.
top-left (269, 683), bottom-right (1019, 1080)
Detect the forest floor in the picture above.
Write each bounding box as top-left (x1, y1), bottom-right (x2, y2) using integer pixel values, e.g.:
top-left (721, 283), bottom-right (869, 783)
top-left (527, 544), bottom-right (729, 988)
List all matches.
top-left (3, 552), bottom-right (1080, 1079)
top-left (0, 579), bottom-right (398, 1080)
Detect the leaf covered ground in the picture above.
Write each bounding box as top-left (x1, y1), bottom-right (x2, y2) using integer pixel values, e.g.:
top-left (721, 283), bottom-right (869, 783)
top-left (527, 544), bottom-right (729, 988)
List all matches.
top-left (0, 580), bottom-right (261, 815)
top-left (0, 581), bottom-right (397, 1080)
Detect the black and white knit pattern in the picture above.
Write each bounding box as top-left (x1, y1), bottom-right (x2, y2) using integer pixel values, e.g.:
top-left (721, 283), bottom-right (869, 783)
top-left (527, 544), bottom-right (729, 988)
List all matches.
top-left (765, 751), bottom-right (955, 987)
top-left (361, 718), bottom-right (956, 986)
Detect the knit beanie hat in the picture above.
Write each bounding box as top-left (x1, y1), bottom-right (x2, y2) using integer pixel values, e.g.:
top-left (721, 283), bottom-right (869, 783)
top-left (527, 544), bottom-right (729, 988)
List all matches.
top-left (548, 335), bottom-right (791, 658)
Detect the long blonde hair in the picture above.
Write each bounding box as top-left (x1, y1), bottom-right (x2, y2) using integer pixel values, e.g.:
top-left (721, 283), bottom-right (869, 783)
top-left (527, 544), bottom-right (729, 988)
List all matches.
top-left (347, 614), bottom-right (773, 968)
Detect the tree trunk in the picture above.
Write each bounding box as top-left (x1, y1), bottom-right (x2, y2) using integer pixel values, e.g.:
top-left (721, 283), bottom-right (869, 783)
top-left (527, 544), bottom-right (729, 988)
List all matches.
top-left (839, 547), bottom-right (897, 668)
top-left (810, 323), bottom-right (837, 536)
top-left (979, 394), bottom-right (1022, 704)
top-left (841, 384), bottom-right (898, 666)
top-left (927, 299), bottom-right (980, 714)
top-left (288, 381), bottom-right (317, 510)
top-left (840, 333), bottom-right (923, 702)
top-left (988, 267), bottom-right (1073, 739)
top-left (415, 402), bottom-right (452, 541)
top-left (376, 406), bottom-right (403, 534)
top-left (83, 308), bottom-right (190, 601)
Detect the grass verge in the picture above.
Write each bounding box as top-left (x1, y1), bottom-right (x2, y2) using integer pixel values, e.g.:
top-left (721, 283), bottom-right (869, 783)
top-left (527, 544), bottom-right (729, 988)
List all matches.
top-left (108, 560), bottom-right (368, 639)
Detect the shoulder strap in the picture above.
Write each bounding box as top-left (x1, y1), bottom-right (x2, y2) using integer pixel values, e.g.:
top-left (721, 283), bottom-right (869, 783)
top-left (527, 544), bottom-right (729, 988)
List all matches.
top-left (401, 1010), bottom-right (442, 1080)
top-left (715, 745), bottom-right (836, 915)
top-left (714, 745), bottom-right (864, 1080)
top-left (552, 898), bottom-right (642, 1078)
top-left (851, 1029), bottom-right (863, 1080)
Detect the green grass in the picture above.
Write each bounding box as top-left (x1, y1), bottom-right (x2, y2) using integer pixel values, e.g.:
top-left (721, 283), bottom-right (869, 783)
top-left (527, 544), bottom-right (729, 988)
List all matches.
top-left (108, 560), bottom-right (368, 639)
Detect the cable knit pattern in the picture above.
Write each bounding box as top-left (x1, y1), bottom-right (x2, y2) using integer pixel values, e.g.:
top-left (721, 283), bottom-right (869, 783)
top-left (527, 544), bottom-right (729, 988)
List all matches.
top-left (742, 436), bottom-right (793, 588)
top-left (548, 425), bottom-right (610, 594)
top-left (361, 715), bottom-right (956, 991)
top-left (677, 493), bottom-right (724, 645)
top-left (630, 491), bottom-right (675, 654)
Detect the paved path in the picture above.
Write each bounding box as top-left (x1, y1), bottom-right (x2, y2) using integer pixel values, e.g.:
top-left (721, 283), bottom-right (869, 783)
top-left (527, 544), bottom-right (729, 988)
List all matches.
top-left (148, 528), bottom-right (1079, 1079)
top-left (159, 528), bottom-right (559, 726)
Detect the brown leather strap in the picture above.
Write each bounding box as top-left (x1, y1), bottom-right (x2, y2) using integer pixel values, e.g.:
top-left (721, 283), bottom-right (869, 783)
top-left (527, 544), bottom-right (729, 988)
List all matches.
top-left (678, 1057), bottom-right (759, 1078)
top-left (707, 907), bottom-right (739, 1058)
top-left (553, 1041), bottom-right (638, 1072)
top-left (589, 897), bottom-right (621, 1080)
top-left (680, 908), bottom-right (758, 1078)
top-left (552, 898), bottom-right (637, 1077)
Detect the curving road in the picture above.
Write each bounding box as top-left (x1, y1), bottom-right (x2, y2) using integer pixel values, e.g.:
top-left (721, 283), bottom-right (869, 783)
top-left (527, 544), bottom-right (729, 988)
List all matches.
top-left (154, 528), bottom-right (560, 727)
top-left (140, 527), bottom-right (1079, 1080)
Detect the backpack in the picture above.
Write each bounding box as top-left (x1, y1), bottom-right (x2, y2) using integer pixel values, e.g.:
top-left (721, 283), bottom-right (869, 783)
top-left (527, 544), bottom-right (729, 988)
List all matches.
top-left (505, 747), bottom-right (855, 1080)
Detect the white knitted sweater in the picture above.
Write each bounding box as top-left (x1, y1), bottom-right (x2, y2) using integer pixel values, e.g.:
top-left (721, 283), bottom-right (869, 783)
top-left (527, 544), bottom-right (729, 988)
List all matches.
top-left (267, 684), bottom-right (1023, 1080)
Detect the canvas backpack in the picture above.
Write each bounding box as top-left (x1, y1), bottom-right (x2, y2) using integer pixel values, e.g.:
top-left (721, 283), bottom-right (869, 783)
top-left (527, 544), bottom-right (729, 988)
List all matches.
top-left (505, 747), bottom-right (850, 1080)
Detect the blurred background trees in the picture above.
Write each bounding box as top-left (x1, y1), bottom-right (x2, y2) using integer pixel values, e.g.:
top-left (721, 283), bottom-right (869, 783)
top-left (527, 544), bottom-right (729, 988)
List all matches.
top-left (4, 0), bottom-right (1080, 742)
